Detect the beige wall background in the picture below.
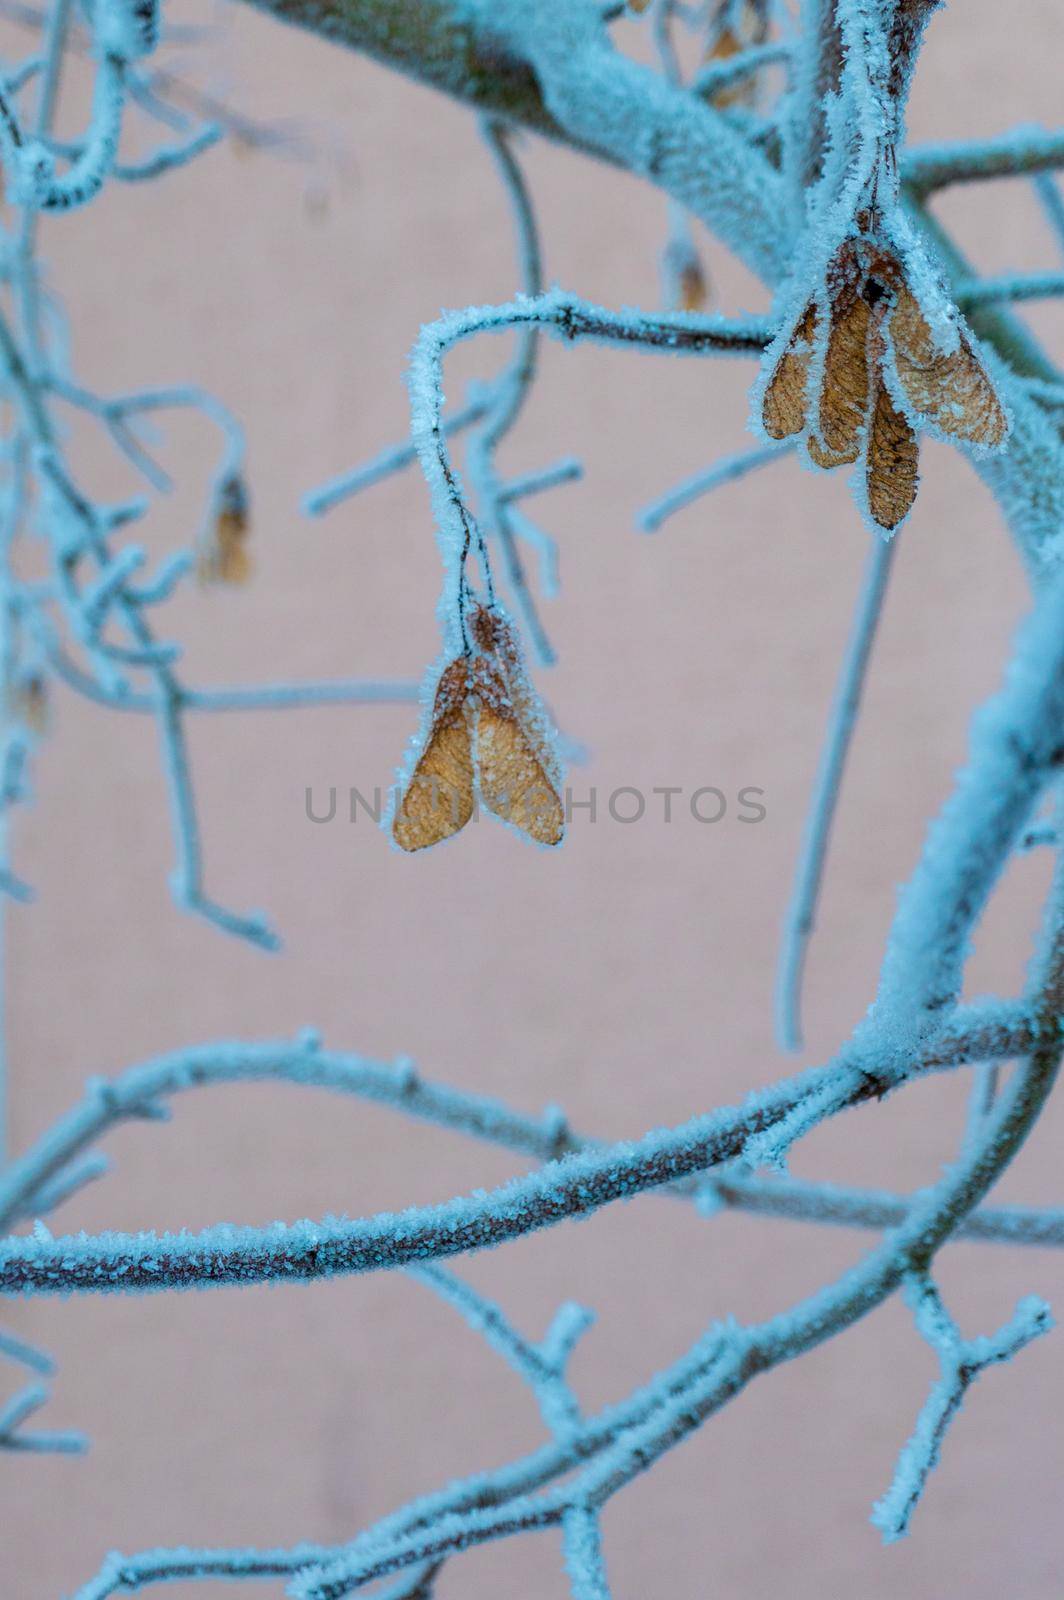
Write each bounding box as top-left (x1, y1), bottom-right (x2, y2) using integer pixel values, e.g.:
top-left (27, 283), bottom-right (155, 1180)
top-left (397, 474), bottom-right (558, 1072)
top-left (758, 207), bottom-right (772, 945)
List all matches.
top-left (2, 2), bottom-right (1063, 1595)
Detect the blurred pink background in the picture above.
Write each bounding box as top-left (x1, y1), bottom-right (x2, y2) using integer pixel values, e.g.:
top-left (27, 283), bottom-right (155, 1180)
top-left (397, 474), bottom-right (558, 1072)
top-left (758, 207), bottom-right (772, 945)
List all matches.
top-left (2, 1), bottom-right (1064, 1594)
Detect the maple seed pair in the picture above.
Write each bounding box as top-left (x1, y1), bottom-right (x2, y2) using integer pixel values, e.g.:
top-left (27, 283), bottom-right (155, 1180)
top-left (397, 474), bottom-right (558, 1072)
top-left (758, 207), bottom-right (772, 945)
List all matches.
top-left (762, 235), bottom-right (1007, 531)
top-left (393, 605), bottom-right (565, 852)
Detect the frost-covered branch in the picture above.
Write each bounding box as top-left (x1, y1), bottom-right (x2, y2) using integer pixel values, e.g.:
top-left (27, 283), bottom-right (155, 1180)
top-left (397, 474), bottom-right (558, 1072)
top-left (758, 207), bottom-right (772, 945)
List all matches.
top-left (69, 1544), bottom-right (344, 1600)
top-left (245, 0), bottom-right (1064, 565)
top-left (72, 1261), bottom-right (590, 1597)
top-left (0, 16), bottom-right (416, 947)
top-left (0, 997), bottom-right (1034, 1231)
top-left (411, 1263), bottom-right (591, 1440)
top-left (956, 272), bottom-right (1064, 310)
top-left (0, 987), bottom-right (1038, 1295)
top-left (904, 127), bottom-right (1064, 196)
top-left (638, 442), bottom-right (791, 532)
top-left (872, 1277), bottom-right (1053, 1541)
top-left (776, 534), bottom-right (898, 1051)
top-left (1034, 172), bottom-right (1064, 257)
top-left (293, 890), bottom-right (1064, 1596)
top-left (404, 291), bottom-right (767, 664)
top-left (241, 0), bottom-right (792, 278)
top-left (0, 1380), bottom-right (85, 1453)
top-left (3, 3), bottom-right (1064, 1593)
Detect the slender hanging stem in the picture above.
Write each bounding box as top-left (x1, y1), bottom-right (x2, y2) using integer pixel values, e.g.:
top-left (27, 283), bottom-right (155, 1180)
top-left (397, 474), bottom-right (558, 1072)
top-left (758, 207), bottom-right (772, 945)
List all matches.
top-left (776, 534), bottom-right (899, 1051)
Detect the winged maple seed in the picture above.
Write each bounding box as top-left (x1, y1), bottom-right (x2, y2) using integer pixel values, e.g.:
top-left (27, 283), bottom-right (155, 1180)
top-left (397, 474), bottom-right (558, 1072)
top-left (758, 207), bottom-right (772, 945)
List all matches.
top-left (704, 0), bottom-right (770, 108)
top-left (665, 237), bottom-right (710, 313)
top-left (393, 605), bottom-right (565, 853)
top-left (197, 473), bottom-right (252, 586)
top-left (391, 658), bottom-right (475, 852)
top-left (9, 669), bottom-right (48, 736)
top-left (762, 227), bottom-right (1008, 532)
top-left (679, 258), bottom-right (709, 313)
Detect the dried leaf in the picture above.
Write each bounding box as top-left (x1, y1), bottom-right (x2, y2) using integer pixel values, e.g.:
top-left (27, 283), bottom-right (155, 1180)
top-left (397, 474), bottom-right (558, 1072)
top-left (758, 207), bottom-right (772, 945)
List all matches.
top-left (888, 286), bottom-right (1007, 448)
top-left (867, 375), bottom-right (919, 531)
top-left (393, 660), bottom-right (475, 852)
top-left (762, 302), bottom-right (816, 440)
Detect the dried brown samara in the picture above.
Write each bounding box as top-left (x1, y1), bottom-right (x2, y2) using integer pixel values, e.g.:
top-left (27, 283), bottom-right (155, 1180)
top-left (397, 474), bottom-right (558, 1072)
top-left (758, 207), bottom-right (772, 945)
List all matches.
top-left (677, 255), bottom-right (709, 314)
top-left (198, 474), bottom-right (252, 586)
top-left (704, 0), bottom-right (770, 108)
top-left (392, 659), bottom-right (475, 852)
top-left (761, 223), bottom-right (1008, 532)
top-left (393, 606), bottom-right (564, 853)
top-left (8, 670), bottom-right (48, 736)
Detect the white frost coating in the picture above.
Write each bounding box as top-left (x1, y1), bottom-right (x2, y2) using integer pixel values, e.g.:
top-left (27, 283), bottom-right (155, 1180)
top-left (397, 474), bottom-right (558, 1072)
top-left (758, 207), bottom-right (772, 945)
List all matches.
top-left (972, 374), bottom-right (1064, 577)
top-left (875, 314), bottom-right (1010, 457)
top-left (881, 205), bottom-right (961, 357)
top-left (748, 0), bottom-right (1013, 543)
top-left (872, 1282), bottom-right (1053, 1542)
top-left (407, 287), bottom-right (770, 655)
top-left (862, 571), bottom-right (1064, 1059)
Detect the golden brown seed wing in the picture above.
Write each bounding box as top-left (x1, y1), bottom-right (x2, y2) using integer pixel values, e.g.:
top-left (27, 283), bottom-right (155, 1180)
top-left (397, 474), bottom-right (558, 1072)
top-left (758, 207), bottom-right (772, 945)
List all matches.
top-left (13, 674), bottom-right (48, 735)
top-left (806, 433), bottom-right (850, 471)
top-left (705, 4), bottom-right (769, 106)
top-left (393, 663), bottom-right (475, 852)
top-left (218, 531), bottom-right (252, 585)
top-left (198, 520), bottom-right (252, 586)
top-left (393, 715), bottom-right (474, 851)
top-left (476, 705), bottom-right (564, 847)
top-left (197, 549), bottom-right (252, 585)
top-left (705, 27), bottom-right (750, 107)
top-left (762, 303), bottom-right (816, 440)
top-left (867, 378), bottom-right (919, 532)
top-left (679, 259), bottom-right (708, 313)
top-left (815, 293), bottom-right (871, 466)
top-left (471, 607), bottom-right (563, 796)
top-left (888, 287), bottom-right (1007, 448)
